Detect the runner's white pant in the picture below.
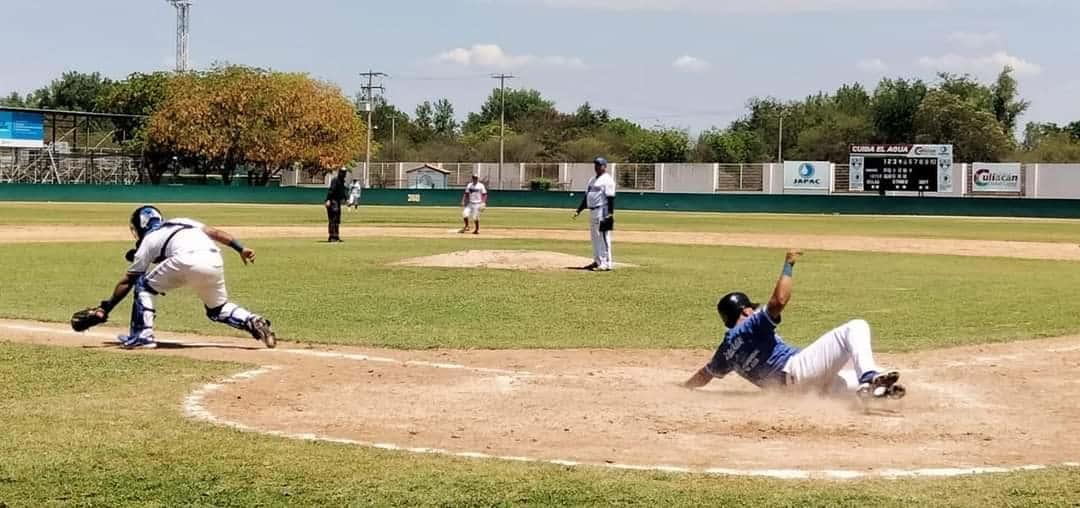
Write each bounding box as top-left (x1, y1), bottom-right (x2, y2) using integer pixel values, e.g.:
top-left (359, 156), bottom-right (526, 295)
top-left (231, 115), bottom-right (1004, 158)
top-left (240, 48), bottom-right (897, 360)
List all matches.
top-left (131, 250), bottom-right (254, 340)
top-left (783, 319), bottom-right (882, 395)
top-left (589, 209), bottom-right (613, 269)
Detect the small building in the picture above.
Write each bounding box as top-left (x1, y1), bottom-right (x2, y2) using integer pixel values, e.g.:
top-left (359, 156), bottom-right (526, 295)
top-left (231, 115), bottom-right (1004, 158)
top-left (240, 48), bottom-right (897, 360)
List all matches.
top-left (406, 164), bottom-right (450, 189)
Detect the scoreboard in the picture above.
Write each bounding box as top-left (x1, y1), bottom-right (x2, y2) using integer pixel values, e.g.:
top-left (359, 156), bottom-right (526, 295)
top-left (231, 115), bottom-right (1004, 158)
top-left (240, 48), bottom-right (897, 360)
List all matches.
top-left (849, 144), bottom-right (953, 193)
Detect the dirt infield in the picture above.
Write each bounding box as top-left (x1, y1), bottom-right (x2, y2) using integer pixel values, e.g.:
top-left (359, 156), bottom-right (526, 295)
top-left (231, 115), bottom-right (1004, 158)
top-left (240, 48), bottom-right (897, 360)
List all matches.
top-left (5, 319), bottom-right (1079, 479)
top-left (2, 225), bottom-right (1079, 261)
top-left (392, 250), bottom-right (636, 271)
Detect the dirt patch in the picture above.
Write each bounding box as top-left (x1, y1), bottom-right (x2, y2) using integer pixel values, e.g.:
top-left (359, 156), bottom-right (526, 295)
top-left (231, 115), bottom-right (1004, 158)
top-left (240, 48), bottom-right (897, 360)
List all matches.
top-left (2, 225), bottom-right (1078, 261)
top-left (4, 319), bottom-right (1080, 477)
top-left (392, 249), bottom-right (634, 271)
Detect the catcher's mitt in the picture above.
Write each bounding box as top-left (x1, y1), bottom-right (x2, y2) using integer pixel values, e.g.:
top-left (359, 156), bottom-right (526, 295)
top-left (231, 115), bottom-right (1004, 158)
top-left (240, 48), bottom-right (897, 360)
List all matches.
top-left (71, 306), bottom-right (108, 332)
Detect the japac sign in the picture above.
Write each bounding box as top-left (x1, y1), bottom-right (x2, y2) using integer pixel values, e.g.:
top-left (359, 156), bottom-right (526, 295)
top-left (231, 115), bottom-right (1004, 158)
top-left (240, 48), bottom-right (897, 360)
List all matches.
top-left (971, 163), bottom-right (1021, 193)
top-left (0, 110), bottom-right (45, 148)
top-left (783, 161), bottom-right (830, 191)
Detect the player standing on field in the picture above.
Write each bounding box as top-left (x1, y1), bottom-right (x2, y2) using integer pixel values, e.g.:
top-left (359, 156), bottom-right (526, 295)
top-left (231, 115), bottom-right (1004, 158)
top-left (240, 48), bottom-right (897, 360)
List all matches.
top-left (324, 168), bottom-right (347, 242)
top-left (573, 157), bottom-right (616, 271)
top-left (682, 250), bottom-right (906, 401)
top-left (460, 174), bottom-right (488, 235)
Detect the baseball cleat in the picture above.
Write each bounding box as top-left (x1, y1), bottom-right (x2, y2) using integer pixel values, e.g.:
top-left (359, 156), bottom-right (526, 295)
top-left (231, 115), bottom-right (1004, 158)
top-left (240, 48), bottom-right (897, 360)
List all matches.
top-left (458, 227), bottom-right (468, 234)
top-left (581, 262), bottom-right (599, 270)
top-left (118, 334), bottom-right (158, 349)
top-left (247, 316), bottom-right (277, 349)
top-left (857, 370), bottom-right (901, 399)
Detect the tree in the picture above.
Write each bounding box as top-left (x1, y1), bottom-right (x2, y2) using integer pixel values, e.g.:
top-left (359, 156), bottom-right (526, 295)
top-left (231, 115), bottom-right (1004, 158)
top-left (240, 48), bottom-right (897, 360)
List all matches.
top-left (0, 92), bottom-right (26, 107)
top-left (937, 73), bottom-right (994, 112)
top-left (629, 128), bottom-right (690, 163)
top-left (413, 101), bottom-right (434, 143)
top-left (1018, 132), bottom-right (1080, 162)
top-left (28, 71), bottom-right (114, 111)
top-left (463, 88), bottom-right (555, 133)
top-left (146, 65), bottom-right (365, 185)
top-left (97, 72), bottom-right (175, 147)
top-left (913, 90), bottom-right (1014, 162)
top-left (695, 128), bottom-right (756, 163)
top-left (872, 78), bottom-right (928, 142)
top-left (991, 66), bottom-right (1030, 136)
top-left (432, 98), bottom-right (457, 137)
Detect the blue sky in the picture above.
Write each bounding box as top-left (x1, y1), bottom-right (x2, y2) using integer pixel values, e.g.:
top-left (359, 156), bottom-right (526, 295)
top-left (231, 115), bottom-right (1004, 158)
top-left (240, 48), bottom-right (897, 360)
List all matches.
top-left (2, 0), bottom-right (1076, 132)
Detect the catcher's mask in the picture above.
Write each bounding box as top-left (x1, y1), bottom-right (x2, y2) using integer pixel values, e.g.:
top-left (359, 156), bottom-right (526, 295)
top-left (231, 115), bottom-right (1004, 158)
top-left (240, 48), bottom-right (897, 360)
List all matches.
top-left (129, 205), bottom-right (163, 241)
top-left (716, 292), bottom-right (757, 329)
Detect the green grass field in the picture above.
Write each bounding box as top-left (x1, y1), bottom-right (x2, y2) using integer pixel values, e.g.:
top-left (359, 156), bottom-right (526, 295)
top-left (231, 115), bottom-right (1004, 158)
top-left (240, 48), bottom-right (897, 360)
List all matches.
top-left (3, 202), bottom-right (1080, 242)
top-left (2, 203), bottom-right (1080, 506)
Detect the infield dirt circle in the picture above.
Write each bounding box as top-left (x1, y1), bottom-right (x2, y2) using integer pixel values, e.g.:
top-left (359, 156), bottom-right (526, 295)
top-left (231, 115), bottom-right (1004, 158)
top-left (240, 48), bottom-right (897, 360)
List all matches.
top-left (6, 320), bottom-right (1079, 478)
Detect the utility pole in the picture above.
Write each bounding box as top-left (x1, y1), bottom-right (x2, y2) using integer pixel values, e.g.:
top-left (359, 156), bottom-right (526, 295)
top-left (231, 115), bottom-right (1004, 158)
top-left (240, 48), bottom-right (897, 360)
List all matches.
top-left (359, 70), bottom-right (387, 188)
top-left (491, 73), bottom-right (515, 189)
top-left (777, 108), bottom-right (785, 163)
top-left (391, 116), bottom-right (396, 161)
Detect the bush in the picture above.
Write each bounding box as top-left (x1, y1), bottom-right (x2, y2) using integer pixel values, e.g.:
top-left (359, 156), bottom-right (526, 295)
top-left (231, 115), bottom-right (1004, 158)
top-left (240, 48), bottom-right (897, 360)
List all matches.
top-left (529, 177), bottom-right (553, 191)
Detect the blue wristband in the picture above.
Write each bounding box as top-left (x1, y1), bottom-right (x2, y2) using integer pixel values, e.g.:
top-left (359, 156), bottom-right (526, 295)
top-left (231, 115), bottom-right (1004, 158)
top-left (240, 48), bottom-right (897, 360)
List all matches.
top-left (228, 239), bottom-right (245, 253)
top-left (782, 262), bottom-right (794, 277)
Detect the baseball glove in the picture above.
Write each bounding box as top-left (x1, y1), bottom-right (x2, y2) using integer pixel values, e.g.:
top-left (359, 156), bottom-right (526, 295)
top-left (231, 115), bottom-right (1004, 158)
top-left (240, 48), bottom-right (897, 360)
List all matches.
top-left (125, 248), bottom-right (136, 262)
top-left (71, 306), bottom-right (108, 332)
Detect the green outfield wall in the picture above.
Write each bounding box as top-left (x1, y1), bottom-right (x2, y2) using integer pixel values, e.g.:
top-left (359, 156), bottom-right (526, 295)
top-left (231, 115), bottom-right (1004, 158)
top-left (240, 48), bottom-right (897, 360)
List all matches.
top-left (0, 184), bottom-right (1077, 218)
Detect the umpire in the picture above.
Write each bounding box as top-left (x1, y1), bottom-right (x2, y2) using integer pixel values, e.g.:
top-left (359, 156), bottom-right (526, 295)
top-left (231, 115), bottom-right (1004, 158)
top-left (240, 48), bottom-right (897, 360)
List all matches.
top-left (325, 168), bottom-right (348, 242)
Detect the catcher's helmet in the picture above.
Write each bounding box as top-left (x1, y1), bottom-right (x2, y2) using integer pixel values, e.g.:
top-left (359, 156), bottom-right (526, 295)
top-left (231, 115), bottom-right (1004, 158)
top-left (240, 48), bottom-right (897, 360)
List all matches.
top-left (129, 205), bottom-right (163, 240)
top-left (717, 292), bottom-right (756, 329)
top-left (594, 157), bottom-right (608, 167)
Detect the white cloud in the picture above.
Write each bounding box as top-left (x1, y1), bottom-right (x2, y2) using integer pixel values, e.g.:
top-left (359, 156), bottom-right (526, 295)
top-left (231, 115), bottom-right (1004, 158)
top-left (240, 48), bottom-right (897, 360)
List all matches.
top-left (947, 31), bottom-right (1002, 49)
top-left (672, 55), bottom-right (710, 72)
top-left (917, 51), bottom-right (1042, 76)
top-left (856, 58), bottom-right (889, 73)
top-left (495, 0), bottom-right (952, 13)
top-left (436, 44), bottom-right (586, 70)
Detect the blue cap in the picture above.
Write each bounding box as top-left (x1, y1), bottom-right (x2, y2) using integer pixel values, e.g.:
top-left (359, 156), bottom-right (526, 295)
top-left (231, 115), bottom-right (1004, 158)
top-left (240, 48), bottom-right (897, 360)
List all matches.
top-left (594, 157), bottom-right (608, 166)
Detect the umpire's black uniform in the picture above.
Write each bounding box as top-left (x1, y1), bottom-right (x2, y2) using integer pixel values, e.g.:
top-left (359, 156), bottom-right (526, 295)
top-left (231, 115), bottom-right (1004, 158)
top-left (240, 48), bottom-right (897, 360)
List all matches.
top-left (325, 170), bottom-right (348, 242)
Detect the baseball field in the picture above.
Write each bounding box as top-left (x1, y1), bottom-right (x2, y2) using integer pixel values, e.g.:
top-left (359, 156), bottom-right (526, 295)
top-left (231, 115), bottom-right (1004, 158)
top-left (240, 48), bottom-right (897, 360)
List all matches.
top-left (2, 202), bottom-right (1080, 506)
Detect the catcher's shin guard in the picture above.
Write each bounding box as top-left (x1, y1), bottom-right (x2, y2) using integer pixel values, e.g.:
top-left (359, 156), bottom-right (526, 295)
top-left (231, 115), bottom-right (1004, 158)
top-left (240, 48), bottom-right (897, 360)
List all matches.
top-left (128, 276), bottom-right (158, 340)
top-left (206, 302), bottom-right (254, 330)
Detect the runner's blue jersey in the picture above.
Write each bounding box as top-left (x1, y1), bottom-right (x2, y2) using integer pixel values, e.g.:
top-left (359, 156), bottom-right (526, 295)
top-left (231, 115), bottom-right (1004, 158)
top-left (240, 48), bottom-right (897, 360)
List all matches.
top-left (706, 309), bottom-right (800, 387)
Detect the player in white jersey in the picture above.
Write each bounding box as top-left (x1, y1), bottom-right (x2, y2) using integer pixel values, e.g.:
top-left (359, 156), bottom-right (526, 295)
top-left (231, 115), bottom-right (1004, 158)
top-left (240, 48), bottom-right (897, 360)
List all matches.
top-left (573, 157), bottom-right (616, 271)
top-left (682, 250), bottom-right (905, 401)
top-left (347, 179), bottom-right (362, 210)
top-left (460, 174), bottom-right (488, 235)
top-left (90, 205), bottom-right (276, 349)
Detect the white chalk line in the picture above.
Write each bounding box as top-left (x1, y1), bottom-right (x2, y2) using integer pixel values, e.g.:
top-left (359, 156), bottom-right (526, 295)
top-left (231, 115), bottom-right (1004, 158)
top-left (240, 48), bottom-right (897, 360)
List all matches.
top-left (0, 322), bottom-right (541, 377)
top-left (7, 321), bottom-right (1080, 480)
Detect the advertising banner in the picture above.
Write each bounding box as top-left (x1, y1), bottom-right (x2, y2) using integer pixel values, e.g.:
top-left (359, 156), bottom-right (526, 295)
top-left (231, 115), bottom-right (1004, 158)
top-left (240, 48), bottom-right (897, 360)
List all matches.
top-left (783, 161), bottom-right (830, 191)
top-left (0, 110), bottom-right (45, 148)
top-left (970, 163), bottom-right (1021, 193)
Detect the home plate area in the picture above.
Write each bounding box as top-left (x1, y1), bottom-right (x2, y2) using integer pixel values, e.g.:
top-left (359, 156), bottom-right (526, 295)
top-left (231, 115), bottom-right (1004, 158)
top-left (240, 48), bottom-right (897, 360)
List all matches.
top-left (196, 338), bottom-right (1080, 478)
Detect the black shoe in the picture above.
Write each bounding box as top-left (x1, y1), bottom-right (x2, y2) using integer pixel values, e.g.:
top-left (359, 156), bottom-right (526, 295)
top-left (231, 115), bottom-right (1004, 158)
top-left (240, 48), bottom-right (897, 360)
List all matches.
top-left (247, 316), bottom-right (276, 349)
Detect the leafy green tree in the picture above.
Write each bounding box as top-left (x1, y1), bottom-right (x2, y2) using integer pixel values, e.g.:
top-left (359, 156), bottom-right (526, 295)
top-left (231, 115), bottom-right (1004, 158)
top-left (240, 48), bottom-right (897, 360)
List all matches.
top-left (463, 88), bottom-right (555, 133)
top-left (28, 71), bottom-right (114, 111)
top-left (937, 73), bottom-right (994, 112)
top-left (913, 90), bottom-right (1013, 162)
top-left (872, 78), bottom-right (928, 142)
top-left (991, 66), bottom-right (1030, 136)
top-left (0, 92), bottom-right (26, 107)
top-left (432, 98), bottom-right (457, 137)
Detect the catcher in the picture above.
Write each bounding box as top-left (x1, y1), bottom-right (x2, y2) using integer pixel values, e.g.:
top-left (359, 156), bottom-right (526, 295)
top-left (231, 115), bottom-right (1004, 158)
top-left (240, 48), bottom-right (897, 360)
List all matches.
top-left (71, 205), bottom-right (276, 349)
top-left (682, 250), bottom-right (905, 401)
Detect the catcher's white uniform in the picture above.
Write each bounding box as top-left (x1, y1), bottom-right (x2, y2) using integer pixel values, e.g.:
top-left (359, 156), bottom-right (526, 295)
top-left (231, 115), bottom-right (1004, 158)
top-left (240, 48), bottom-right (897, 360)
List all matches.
top-left (584, 173), bottom-right (616, 270)
top-left (125, 218), bottom-right (264, 347)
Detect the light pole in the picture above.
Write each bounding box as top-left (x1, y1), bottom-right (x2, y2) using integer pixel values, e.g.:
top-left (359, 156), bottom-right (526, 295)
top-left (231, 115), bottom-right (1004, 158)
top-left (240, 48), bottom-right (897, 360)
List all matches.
top-left (359, 71), bottom-right (386, 187)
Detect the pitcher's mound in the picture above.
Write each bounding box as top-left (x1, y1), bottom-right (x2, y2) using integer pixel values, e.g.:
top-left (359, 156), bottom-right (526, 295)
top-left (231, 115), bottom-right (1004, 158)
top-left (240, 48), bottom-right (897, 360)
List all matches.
top-left (393, 250), bottom-right (633, 271)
